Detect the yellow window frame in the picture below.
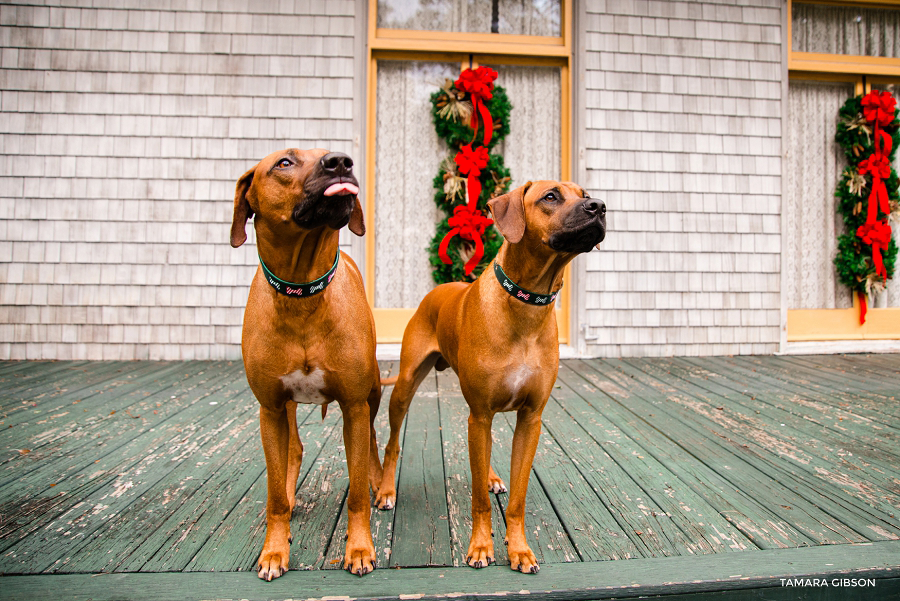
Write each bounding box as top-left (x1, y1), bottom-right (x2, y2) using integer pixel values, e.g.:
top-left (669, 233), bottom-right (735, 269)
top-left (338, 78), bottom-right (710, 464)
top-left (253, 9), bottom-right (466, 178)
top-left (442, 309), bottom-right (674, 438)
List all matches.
top-left (364, 1), bottom-right (573, 343)
top-left (786, 3), bottom-right (900, 341)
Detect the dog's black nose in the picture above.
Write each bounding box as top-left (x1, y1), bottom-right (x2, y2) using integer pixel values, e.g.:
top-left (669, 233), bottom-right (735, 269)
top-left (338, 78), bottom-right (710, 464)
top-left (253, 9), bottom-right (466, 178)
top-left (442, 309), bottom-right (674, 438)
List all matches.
top-left (583, 199), bottom-right (605, 216)
top-left (321, 152), bottom-right (353, 176)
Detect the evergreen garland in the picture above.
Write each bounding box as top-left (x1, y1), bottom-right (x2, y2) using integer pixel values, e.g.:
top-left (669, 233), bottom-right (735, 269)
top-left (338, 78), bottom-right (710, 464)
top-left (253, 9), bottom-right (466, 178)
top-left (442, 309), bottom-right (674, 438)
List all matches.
top-left (427, 77), bottom-right (512, 284)
top-left (833, 93), bottom-right (899, 305)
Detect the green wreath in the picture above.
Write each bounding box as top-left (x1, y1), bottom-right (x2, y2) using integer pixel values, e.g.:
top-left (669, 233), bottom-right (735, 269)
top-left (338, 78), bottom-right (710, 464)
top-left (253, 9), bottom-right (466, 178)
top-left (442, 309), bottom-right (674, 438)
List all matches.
top-left (427, 78), bottom-right (512, 284)
top-left (833, 94), bottom-right (899, 301)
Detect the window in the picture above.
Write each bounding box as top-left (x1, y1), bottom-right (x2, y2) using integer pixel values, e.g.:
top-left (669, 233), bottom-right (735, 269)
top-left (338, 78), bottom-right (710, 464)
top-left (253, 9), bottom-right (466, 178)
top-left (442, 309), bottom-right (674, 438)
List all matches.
top-left (364, 1), bottom-right (572, 342)
top-left (786, 1), bottom-right (900, 341)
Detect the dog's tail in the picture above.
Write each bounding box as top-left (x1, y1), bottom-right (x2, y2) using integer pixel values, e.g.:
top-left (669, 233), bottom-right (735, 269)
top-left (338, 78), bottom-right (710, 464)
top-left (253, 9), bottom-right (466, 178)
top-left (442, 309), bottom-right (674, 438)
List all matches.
top-left (381, 375), bottom-right (398, 387)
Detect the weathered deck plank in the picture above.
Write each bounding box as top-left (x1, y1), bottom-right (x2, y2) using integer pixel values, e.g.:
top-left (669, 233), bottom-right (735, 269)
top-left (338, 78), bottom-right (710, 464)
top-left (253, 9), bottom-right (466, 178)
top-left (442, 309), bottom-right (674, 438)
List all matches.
top-left (556, 365), bottom-right (812, 552)
top-left (581, 359), bottom-right (886, 544)
top-left (651, 357), bottom-right (900, 501)
top-left (549, 365), bottom-right (753, 555)
top-left (382, 370), bottom-right (453, 568)
top-left (0, 355), bottom-right (898, 598)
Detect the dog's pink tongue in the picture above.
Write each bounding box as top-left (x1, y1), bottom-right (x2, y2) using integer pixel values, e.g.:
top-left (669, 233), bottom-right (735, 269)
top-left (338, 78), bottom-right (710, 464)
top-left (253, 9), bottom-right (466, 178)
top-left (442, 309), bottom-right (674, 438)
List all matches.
top-left (324, 182), bottom-right (359, 197)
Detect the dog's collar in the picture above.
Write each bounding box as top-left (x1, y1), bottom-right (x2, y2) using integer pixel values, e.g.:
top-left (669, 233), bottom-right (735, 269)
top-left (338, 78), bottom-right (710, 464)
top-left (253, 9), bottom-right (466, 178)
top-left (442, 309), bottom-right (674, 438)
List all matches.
top-left (493, 262), bottom-right (561, 306)
top-left (259, 252), bottom-right (339, 298)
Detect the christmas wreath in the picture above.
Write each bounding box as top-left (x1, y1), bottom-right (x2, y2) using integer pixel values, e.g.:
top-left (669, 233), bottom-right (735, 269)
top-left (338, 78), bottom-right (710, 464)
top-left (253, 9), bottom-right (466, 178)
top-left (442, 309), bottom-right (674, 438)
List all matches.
top-left (833, 90), bottom-right (899, 323)
top-left (427, 67), bottom-right (512, 283)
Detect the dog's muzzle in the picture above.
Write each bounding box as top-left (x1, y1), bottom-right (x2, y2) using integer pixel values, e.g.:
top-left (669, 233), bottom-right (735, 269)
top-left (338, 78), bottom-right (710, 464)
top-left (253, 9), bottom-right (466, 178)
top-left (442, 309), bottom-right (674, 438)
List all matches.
top-left (548, 198), bottom-right (606, 252)
top-left (292, 152), bottom-right (360, 229)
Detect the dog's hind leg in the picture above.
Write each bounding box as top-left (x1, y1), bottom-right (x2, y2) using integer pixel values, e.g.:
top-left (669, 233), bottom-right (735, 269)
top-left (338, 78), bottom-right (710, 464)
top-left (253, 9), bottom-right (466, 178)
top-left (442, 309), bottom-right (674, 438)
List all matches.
top-left (366, 384), bottom-right (384, 495)
top-left (285, 400), bottom-right (303, 512)
top-left (376, 337), bottom-right (440, 510)
top-left (488, 465), bottom-right (507, 494)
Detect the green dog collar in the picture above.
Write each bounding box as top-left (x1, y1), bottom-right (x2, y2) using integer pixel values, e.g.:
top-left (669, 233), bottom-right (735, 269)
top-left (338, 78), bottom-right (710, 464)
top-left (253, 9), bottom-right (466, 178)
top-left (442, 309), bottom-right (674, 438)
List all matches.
top-left (493, 262), bottom-right (560, 306)
top-left (259, 252), bottom-right (339, 298)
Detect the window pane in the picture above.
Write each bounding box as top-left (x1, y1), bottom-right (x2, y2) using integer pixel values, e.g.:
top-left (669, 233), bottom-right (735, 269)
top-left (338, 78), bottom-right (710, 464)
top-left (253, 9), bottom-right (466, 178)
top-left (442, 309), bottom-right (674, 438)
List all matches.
top-left (792, 3), bottom-right (900, 58)
top-left (785, 80), bottom-right (855, 310)
top-left (374, 60), bottom-right (457, 308)
top-left (378, 0), bottom-right (561, 36)
top-left (487, 64), bottom-right (561, 186)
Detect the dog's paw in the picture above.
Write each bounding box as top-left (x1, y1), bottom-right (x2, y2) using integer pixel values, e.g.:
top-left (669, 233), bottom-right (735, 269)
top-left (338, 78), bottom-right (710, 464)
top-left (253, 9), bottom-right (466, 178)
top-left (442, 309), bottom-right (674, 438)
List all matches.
top-left (508, 546), bottom-right (539, 574)
top-left (257, 548), bottom-right (289, 581)
top-left (465, 540), bottom-right (495, 569)
top-left (375, 488), bottom-right (396, 511)
top-left (343, 544), bottom-right (376, 576)
top-left (488, 476), bottom-right (507, 494)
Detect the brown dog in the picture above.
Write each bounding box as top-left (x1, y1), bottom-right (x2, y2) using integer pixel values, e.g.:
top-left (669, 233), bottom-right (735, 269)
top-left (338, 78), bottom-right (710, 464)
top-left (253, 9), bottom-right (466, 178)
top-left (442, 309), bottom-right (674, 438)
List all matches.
top-left (231, 148), bottom-right (383, 579)
top-left (376, 181), bottom-right (605, 573)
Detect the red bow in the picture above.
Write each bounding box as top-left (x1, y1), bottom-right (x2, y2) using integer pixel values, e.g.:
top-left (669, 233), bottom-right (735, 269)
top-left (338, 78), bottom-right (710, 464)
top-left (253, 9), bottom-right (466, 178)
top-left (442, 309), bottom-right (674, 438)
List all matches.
top-left (438, 205), bottom-right (494, 275)
top-left (858, 154), bottom-right (892, 180)
top-left (455, 144), bottom-right (490, 204)
top-left (456, 66), bottom-right (497, 146)
top-left (858, 153), bottom-right (892, 223)
top-left (862, 90), bottom-right (897, 128)
top-left (857, 221), bottom-right (893, 280)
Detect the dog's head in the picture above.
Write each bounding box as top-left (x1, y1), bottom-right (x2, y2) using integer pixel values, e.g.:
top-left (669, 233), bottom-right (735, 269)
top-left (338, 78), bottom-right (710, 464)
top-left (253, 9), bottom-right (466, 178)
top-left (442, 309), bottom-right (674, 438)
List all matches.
top-left (488, 181), bottom-right (606, 254)
top-left (230, 148), bottom-right (364, 248)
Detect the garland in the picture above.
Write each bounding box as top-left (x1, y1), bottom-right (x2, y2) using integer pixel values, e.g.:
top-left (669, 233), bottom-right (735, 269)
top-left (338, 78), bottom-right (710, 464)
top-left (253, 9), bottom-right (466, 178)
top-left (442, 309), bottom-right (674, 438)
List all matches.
top-left (833, 90), bottom-right (899, 324)
top-left (427, 67), bottom-right (512, 283)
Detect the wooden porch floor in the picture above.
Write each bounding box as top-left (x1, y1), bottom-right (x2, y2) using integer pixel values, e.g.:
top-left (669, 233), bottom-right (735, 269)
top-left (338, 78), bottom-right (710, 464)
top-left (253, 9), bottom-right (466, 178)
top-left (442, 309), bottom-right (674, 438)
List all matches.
top-left (1, 355), bottom-right (899, 600)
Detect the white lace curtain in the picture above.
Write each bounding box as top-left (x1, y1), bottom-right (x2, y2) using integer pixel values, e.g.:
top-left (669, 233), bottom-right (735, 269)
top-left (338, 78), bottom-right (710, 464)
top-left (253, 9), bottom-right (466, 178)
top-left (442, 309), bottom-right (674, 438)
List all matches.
top-left (377, 0), bottom-right (560, 36)
top-left (785, 80), bottom-right (854, 310)
top-left (792, 3), bottom-right (900, 58)
top-left (374, 61), bottom-right (452, 309)
top-left (374, 60), bottom-right (561, 308)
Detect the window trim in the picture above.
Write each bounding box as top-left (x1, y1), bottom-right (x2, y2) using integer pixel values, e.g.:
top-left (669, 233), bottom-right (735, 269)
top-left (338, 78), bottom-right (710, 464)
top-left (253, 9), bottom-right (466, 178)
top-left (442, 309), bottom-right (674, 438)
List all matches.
top-left (364, 1), bottom-right (573, 343)
top-left (788, 0), bottom-right (900, 75)
top-left (369, 0), bottom-right (571, 57)
top-left (784, 71), bottom-right (900, 341)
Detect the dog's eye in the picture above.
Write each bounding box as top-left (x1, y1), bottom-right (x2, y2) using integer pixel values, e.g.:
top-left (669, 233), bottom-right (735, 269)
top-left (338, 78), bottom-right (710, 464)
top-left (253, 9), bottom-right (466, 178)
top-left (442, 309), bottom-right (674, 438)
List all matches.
top-left (276, 158), bottom-right (292, 168)
top-left (544, 192), bottom-right (558, 202)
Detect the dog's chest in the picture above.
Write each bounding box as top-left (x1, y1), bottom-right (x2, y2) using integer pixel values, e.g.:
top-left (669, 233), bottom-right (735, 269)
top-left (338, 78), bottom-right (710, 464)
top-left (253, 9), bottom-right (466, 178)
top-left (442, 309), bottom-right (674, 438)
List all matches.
top-left (281, 367), bottom-right (328, 405)
top-left (501, 364), bottom-right (536, 410)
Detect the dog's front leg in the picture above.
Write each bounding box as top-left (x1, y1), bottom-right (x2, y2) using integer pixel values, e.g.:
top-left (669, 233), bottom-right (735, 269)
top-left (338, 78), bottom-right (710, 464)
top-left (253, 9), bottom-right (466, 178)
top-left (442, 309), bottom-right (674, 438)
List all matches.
top-left (258, 404), bottom-right (292, 581)
top-left (505, 407), bottom-right (542, 573)
top-left (466, 410), bottom-right (495, 568)
top-left (341, 400), bottom-right (377, 576)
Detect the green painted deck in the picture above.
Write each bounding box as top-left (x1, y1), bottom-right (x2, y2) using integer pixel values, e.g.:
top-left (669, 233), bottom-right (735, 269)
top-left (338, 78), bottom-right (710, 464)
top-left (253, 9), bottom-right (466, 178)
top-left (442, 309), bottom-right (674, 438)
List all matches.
top-left (0, 355), bottom-right (899, 600)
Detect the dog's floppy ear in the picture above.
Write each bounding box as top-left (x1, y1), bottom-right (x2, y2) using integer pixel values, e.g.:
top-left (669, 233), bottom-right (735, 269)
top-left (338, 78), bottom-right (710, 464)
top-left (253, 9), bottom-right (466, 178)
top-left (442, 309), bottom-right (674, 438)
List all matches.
top-left (348, 196), bottom-right (365, 236)
top-left (230, 166), bottom-right (256, 248)
top-left (488, 181), bottom-right (531, 244)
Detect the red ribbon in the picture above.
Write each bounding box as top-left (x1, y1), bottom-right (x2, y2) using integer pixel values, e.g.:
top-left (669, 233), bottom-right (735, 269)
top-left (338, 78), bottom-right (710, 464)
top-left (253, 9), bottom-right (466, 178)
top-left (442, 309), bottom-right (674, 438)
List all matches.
top-left (456, 66), bottom-right (497, 147)
top-left (438, 68), bottom-right (502, 275)
top-left (858, 291), bottom-right (868, 326)
top-left (438, 205), bottom-right (494, 275)
top-left (862, 90), bottom-right (897, 128)
top-left (854, 91), bottom-right (897, 324)
top-left (455, 144), bottom-right (490, 206)
top-left (857, 221), bottom-right (893, 280)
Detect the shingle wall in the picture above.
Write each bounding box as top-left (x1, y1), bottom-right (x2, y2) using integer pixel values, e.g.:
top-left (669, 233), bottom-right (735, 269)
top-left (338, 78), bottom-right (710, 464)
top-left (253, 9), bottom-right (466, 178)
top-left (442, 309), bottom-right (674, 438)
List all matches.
top-left (0, 0), bottom-right (359, 360)
top-left (579, 0), bottom-right (783, 356)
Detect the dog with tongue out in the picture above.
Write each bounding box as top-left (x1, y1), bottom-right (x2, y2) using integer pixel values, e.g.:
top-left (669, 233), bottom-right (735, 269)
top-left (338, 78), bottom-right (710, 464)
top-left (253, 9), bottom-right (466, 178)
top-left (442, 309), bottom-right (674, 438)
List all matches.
top-left (230, 147), bottom-right (384, 580)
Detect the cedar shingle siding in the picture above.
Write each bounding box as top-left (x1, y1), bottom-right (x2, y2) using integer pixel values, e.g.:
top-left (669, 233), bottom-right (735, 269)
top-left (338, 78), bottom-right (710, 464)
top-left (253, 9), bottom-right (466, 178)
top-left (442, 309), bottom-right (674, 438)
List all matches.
top-left (578, 0), bottom-right (783, 356)
top-left (1, 0), bottom-right (787, 358)
top-left (0, 0), bottom-right (359, 359)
